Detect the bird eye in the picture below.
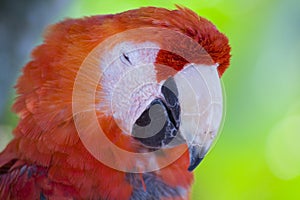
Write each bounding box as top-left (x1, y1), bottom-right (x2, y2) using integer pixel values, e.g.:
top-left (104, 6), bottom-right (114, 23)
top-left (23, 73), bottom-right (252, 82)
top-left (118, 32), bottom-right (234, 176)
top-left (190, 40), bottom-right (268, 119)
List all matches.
top-left (120, 52), bottom-right (132, 65)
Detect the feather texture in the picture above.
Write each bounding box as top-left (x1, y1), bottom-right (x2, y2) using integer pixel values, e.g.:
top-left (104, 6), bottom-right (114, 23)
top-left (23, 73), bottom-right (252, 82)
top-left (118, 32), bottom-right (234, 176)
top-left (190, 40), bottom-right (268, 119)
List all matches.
top-left (0, 6), bottom-right (230, 199)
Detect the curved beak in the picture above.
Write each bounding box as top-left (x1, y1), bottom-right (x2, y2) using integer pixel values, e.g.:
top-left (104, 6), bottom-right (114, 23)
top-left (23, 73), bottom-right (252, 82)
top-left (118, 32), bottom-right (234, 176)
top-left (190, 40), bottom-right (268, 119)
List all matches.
top-left (173, 63), bottom-right (223, 171)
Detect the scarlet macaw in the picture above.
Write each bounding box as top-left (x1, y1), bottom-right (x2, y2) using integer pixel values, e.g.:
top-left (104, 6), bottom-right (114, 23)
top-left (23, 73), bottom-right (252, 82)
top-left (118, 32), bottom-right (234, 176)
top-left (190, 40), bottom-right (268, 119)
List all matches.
top-left (0, 6), bottom-right (230, 199)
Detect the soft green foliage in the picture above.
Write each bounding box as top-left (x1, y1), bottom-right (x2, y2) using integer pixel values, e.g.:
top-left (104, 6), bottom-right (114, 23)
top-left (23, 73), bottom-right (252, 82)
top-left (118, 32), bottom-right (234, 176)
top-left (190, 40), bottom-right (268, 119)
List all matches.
top-left (2, 0), bottom-right (300, 199)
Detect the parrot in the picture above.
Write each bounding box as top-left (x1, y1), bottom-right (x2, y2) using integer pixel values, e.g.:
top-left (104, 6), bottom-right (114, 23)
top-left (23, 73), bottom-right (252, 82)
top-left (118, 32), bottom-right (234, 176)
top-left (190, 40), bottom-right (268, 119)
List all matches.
top-left (0, 6), bottom-right (230, 200)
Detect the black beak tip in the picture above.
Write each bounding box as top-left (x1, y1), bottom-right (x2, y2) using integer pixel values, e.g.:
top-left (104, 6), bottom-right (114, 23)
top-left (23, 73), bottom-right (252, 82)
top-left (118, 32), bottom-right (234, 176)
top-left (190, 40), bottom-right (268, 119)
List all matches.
top-left (188, 156), bottom-right (204, 172)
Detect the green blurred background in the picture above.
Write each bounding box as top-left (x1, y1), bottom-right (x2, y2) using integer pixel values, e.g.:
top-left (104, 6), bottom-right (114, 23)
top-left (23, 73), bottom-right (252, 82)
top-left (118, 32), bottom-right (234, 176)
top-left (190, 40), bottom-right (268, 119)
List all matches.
top-left (0, 0), bottom-right (299, 199)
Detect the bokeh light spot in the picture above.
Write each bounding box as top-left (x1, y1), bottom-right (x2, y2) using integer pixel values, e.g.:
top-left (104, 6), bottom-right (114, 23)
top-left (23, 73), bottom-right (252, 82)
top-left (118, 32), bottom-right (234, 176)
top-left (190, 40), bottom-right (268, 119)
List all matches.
top-left (266, 114), bottom-right (300, 180)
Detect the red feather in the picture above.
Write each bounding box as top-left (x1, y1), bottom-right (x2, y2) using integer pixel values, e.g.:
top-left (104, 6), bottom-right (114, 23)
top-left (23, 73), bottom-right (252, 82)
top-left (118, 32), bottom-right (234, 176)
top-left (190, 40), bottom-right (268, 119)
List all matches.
top-left (0, 6), bottom-right (230, 199)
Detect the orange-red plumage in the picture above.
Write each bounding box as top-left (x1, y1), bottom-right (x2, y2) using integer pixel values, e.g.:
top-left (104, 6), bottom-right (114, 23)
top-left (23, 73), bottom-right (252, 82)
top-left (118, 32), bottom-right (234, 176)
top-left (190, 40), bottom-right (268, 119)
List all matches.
top-left (0, 6), bottom-right (230, 199)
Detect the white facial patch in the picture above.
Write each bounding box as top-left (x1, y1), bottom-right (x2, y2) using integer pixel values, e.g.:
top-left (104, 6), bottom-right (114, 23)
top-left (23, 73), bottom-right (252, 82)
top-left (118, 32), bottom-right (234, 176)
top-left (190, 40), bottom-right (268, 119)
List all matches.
top-left (173, 63), bottom-right (223, 154)
top-left (97, 41), bottom-right (161, 134)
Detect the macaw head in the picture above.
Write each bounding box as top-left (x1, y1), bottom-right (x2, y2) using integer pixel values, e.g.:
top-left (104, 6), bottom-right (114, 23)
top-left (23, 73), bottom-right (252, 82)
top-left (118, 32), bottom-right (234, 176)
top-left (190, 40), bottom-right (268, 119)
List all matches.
top-left (3, 5), bottom-right (232, 200)
top-left (72, 6), bottom-right (231, 172)
top-left (12, 6), bottom-right (230, 177)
